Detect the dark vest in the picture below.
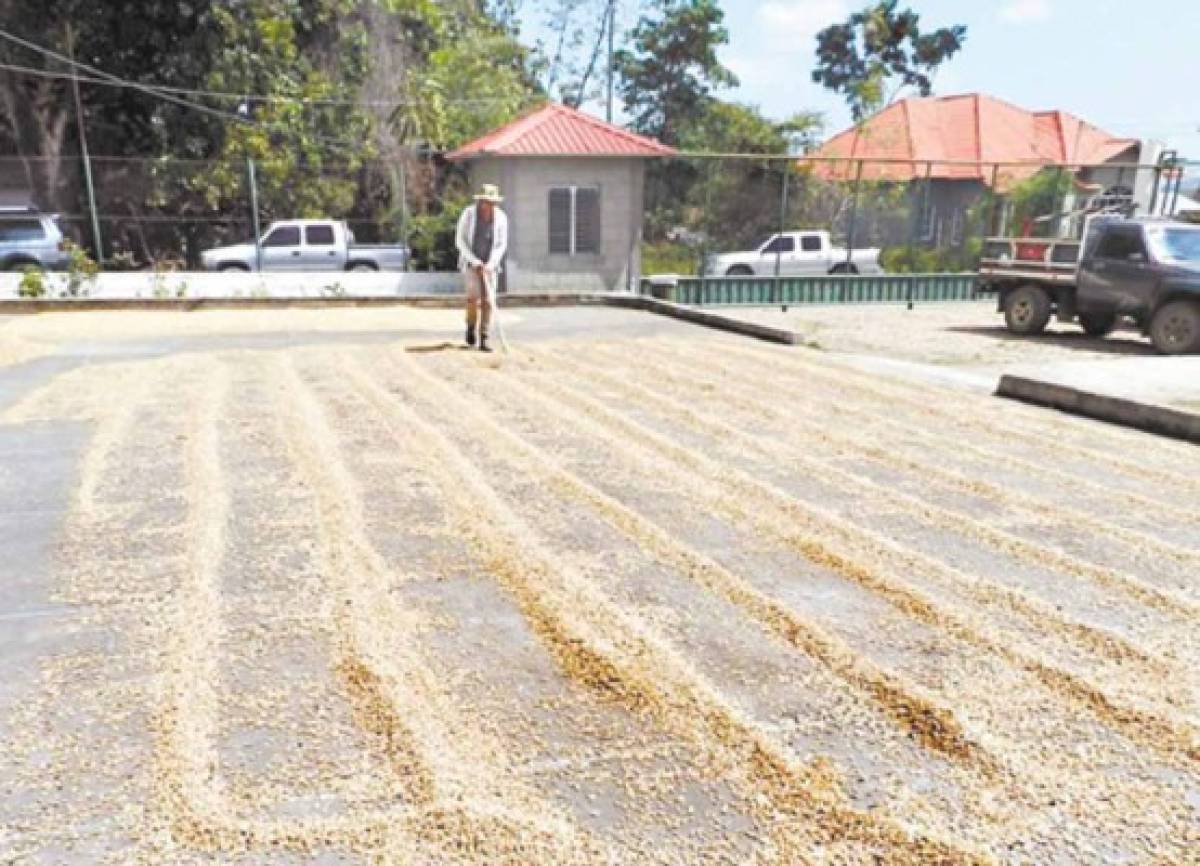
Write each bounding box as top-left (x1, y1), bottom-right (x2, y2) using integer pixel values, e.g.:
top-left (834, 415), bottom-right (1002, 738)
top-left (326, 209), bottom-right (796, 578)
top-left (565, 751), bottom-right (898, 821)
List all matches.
top-left (471, 208), bottom-right (494, 264)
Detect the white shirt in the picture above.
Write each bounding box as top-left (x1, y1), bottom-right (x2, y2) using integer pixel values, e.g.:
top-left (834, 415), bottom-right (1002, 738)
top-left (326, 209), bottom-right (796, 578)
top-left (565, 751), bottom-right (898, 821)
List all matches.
top-left (455, 203), bottom-right (509, 272)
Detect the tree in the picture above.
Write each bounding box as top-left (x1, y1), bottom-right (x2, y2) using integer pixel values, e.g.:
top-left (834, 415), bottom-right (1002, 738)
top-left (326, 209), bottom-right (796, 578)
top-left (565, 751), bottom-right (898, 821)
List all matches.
top-left (614, 0), bottom-right (736, 146)
top-left (1006, 168), bottom-right (1075, 236)
top-left (0, 0), bottom-right (221, 223)
top-left (812, 0), bottom-right (966, 121)
top-left (0, 0), bottom-right (542, 266)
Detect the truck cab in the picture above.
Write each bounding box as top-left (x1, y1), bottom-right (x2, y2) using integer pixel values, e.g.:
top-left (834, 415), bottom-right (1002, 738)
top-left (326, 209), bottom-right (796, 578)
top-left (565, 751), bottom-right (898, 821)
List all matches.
top-left (200, 219), bottom-right (409, 273)
top-left (978, 218), bottom-right (1200, 354)
top-left (706, 231), bottom-right (883, 277)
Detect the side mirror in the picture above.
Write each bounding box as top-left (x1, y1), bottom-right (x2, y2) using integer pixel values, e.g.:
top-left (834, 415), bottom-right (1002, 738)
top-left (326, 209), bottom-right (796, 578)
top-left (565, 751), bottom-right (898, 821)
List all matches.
top-left (1128, 251), bottom-right (1146, 264)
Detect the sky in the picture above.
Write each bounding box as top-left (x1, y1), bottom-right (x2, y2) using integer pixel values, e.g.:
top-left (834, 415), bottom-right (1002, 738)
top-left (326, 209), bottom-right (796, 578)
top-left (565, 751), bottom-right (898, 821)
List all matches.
top-left (522, 0), bottom-right (1200, 159)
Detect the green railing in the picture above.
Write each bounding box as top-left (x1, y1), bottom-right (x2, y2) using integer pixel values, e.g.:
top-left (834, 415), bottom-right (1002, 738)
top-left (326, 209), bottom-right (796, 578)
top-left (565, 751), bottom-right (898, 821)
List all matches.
top-left (641, 273), bottom-right (979, 306)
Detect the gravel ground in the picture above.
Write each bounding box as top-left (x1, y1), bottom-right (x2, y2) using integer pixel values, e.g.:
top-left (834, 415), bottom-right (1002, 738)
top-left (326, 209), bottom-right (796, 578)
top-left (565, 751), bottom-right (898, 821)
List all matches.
top-left (725, 302), bottom-right (1159, 366)
top-left (0, 307), bottom-right (1198, 864)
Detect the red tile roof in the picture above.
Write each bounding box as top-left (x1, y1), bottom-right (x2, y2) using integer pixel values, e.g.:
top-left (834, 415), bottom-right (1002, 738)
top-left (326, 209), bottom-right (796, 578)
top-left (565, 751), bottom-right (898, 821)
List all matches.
top-left (446, 102), bottom-right (676, 160)
top-left (802, 94), bottom-right (1138, 189)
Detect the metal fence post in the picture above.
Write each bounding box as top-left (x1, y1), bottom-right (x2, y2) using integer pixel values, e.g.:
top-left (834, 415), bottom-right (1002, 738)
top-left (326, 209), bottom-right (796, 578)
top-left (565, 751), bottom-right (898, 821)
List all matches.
top-left (842, 159), bottom-right (864, 301)
top-left (776, 159), bottom-right (790, 310)
top-left (66, 23), bottom-right (103, 262)
top-left (986, 163), bottom-right (1002, 239)
top-left (247, 158), bottom-right (262, 272)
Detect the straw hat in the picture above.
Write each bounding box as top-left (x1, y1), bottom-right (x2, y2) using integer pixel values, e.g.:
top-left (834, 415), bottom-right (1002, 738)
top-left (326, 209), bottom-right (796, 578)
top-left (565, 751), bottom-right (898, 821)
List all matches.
top-left (473, 183), bottom-right (504, 203)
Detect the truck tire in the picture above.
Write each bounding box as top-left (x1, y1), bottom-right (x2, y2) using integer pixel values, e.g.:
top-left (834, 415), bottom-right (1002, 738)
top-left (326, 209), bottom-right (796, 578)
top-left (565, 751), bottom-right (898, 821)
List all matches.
top-left (218, 263), bottom-right (250, 273)
top-left (1003, 284), bottom-right (1052, 335)
top-left (1149, 300), bottom-right (1200, 355)
top-left (725, 265), bottom-right (753, 277)
top-left (1078, 311), bottom-right (1116, 337)
top-left (347, 262), bottom-right (378, 272)
top-left (828, 263), bottom-right (859, 275)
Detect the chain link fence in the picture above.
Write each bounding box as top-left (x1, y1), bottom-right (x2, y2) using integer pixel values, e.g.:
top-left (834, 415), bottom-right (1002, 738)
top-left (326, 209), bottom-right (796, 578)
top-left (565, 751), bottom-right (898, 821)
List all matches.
top-left (642, 154), bottom-right (1190, 282)
top-left (1, 151), bottom-right (1192, 282)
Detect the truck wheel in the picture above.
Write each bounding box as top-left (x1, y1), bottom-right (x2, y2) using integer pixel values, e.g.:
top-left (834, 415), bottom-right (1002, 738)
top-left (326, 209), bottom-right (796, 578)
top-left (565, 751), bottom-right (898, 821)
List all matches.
top-left (828, 263), bottom-right (859, 275)
top-left (347, 262), bottom-right (378, 272)
top-left (1078, 311), bottom-right (1116, 337)
top-left (725, 265), bottom-right (753, 277)
top-left (1149, 300), bottom-right (1200, 354)
top-left (1003, 285), bottom-right (1052, 335)
top-left (218, 263), bottom-right (250, 273)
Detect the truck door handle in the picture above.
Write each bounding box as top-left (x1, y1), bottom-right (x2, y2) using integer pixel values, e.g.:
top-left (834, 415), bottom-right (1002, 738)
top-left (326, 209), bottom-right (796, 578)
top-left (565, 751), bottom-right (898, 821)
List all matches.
top-left (291, 251), bottom-right (301, 256)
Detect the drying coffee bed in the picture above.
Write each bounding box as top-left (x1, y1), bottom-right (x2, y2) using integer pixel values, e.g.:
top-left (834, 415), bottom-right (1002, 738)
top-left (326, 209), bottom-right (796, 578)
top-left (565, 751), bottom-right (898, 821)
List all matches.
top-left (1, 328), bottom-right (1198, 864)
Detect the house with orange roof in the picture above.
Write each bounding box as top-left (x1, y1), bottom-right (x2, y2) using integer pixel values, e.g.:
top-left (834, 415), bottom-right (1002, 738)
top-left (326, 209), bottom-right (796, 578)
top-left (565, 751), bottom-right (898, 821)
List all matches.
top-left (803, 93), bottom-right (1162, 247)
top-left (447, 102), bottom-right (675, 292)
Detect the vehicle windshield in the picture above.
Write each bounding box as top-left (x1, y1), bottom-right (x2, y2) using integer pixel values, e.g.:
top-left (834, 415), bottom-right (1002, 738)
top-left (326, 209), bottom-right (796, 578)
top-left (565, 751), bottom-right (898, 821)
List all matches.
top-left (1146, 226), bottom-right (1200, 264)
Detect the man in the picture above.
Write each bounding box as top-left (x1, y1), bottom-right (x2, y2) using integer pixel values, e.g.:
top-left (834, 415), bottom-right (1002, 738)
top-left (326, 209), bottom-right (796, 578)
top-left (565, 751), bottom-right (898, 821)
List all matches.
top-left (455, 184), bottom-right (508, 352)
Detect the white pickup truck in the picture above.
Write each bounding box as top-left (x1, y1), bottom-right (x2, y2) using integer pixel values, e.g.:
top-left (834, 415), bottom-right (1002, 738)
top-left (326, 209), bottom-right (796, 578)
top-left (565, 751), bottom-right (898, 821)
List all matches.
top-left (706, 231), bottom-right (882, 277)
top-left (201, 219), bottom-right (409, 272)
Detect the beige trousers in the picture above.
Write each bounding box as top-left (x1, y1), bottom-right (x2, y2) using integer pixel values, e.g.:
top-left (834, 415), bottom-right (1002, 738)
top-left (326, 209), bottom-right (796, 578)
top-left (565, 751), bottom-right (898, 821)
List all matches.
top-left (464, 268), bottom-right (492, 335)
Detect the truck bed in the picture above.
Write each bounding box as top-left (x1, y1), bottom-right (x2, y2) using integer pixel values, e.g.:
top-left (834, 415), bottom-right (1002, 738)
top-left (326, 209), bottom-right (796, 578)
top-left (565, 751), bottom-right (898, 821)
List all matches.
top-left (978, 237), bottom-right (1079, 288)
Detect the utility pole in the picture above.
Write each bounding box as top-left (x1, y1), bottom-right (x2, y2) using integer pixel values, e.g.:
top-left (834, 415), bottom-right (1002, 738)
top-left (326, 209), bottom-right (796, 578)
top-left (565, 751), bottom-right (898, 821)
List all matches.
top-left (606, 0), bottom-right (616, 123)
top-left (247, 158), bottom-right (262, 272)
top-left (66, 22), bottom-right (103, 262)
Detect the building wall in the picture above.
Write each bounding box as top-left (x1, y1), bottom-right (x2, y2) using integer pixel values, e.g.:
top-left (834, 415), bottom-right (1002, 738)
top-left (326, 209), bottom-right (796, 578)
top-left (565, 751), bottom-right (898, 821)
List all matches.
top-left (468, 156), bottom-right (644, 292)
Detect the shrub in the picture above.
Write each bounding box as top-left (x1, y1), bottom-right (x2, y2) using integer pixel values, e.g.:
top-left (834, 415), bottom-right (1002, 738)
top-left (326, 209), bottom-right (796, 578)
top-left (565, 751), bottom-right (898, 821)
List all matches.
top-left (642, 241), bottom-right (698, 276)
top-left (61, 240), bottom-right (99, 297)
top-left (18, 266), bottom-right (46, 298)
top-left (106, 250), bottom-right (140, 272)
top-left (880, 239), bottom-right (982, 274)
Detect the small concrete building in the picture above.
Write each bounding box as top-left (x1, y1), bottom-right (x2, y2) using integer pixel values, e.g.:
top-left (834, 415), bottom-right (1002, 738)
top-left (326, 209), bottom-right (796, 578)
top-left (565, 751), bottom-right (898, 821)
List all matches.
top-left (447, 103), bottom-right (675, 292)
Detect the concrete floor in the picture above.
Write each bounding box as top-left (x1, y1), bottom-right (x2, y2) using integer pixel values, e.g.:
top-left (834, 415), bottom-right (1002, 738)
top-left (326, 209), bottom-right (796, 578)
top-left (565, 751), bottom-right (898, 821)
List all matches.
top-left (1, 305), bottom-right (1197, 864)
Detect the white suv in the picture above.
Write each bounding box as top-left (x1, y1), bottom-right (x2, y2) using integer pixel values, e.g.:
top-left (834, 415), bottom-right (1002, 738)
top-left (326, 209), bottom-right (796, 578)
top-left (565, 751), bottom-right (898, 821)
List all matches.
top-left (0, 208), bottom-right (70, 271)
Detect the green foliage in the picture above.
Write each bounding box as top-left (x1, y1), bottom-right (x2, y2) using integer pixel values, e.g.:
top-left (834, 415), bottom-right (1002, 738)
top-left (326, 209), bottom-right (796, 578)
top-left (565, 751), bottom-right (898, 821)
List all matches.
top-left (645, 102), bottom-right (823, 258)
top-left (642, 241), bottom-right (698, 276)
top-left (61, 240), bottom-right (99, 297)
top-left (1, 0), bottom-right (540, 267)
top-left (813, 1), bottom-right (966, 120)
top-left (18, 267), bottom-right (46, 299)
top-left (407, 188), bottom-right (470, 271)
top-left (200, 0), bottom-right (373, 221)
top-left (880, 238), bottom-right (981, 273)
top-left (1005, 169), bottom-right (1075, 236)
top-left (415, 23), bottom-right (544, 148)
top-left (614, 0), bottom-right (738, 145)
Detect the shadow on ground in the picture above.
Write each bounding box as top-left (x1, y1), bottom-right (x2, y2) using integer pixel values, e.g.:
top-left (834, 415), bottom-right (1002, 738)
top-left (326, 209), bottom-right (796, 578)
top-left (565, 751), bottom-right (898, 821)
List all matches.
top-left (945, 326), bottom-right (1157, 356)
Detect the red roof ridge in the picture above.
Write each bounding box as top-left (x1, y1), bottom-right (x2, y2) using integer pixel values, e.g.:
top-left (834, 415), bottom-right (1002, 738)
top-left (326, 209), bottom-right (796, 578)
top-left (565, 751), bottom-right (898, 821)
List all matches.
top-left (446, 101), bottom-right (675, 159)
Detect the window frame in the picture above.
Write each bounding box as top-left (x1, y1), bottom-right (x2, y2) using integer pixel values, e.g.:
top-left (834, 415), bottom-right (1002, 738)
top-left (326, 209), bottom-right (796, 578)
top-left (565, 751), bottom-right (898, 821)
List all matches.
top-left (547, 185), bottom-right (601, 256)
top-left (0, 218), bottom-right (47, 242)
top-left (262, 225), bottom-right (301, 248)
top-left (304, 225), bottom-right (336, 247)
top-left (1096, 227), bottom-right (1147, 262)
top-left (762, 235), bottom-right (795, 255)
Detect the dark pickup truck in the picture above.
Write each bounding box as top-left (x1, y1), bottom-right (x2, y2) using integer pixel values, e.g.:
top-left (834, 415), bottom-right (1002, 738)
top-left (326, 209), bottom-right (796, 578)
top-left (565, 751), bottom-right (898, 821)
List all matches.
top-left (977, 217), bottom-right (1200, 354)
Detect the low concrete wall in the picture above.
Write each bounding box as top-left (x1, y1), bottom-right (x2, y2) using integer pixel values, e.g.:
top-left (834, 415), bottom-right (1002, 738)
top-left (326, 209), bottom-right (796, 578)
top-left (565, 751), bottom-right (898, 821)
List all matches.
top-left (996, 375), bottom-right (1200, 445)
top-left (606, 296), bottom-right (800, 345)
top-left (0, 292), bottom-right (611, 313)
top-left (0, 270), bottom-right (462, 300)
top-left (0, 291), bottom-right (801, 346)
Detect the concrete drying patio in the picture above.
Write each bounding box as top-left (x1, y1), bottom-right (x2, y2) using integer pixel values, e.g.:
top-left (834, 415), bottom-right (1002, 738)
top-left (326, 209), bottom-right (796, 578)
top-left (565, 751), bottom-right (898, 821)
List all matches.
top-left (1, 306), bottom-right (1198, 864)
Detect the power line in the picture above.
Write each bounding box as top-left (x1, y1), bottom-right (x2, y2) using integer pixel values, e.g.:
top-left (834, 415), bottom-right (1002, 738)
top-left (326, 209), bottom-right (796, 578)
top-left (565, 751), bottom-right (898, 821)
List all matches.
top-left (0, 59), bottom-right (512, 107)
top-left (0, 27), bottom-right (369, 151)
